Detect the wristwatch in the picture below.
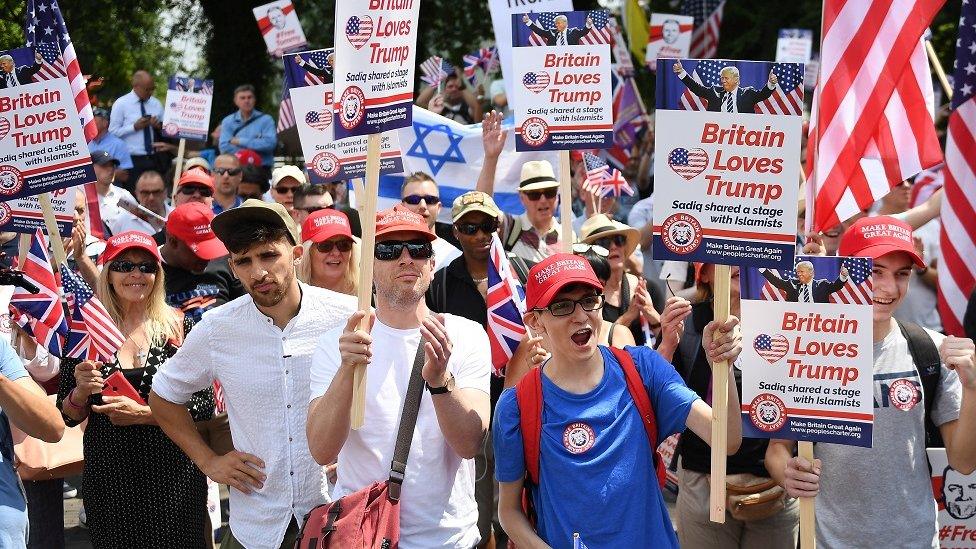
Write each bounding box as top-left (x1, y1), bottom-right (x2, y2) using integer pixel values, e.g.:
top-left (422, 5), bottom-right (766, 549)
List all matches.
top-left (426, 373), bottom-right (455, 395)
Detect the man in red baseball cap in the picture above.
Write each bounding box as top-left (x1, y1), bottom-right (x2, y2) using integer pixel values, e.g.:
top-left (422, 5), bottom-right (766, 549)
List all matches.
top-left (174, 170), bottom-right (216, 208)
top-left (768, 215), bottom-right (976, 548)
top-left (308, 204), bottom-right (491, 548)
top-left (492, 253), bottom-right (742, 548)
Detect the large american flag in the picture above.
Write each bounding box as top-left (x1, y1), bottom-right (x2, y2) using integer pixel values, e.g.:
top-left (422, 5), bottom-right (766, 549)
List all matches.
top-left (9, 230), bottom-right (67, 355)
top-left (681, 0), bottom-right (725, 59)
top-left (755, 63), bottom-right (804, 116)
top-left (60, 264), bottom-right (124, 362)
top-left (485, 234), bottom-right (527, 377)
top-left (25, 0), bottom-right (104, 240)
top-left (805, 0), bottom-right (944, 232)
top-left (911, 164), bottom-right (943, 208)
top-left (277, 78), bottom-right (296, 133)
top-left (462, 46), bottom-right (499, 86)
top-left (939, 1), bottom-right (976, 337)
top-left (760, 258), bottom-right (872, 305)
top-left (527, 11), bottom-right (613, 47)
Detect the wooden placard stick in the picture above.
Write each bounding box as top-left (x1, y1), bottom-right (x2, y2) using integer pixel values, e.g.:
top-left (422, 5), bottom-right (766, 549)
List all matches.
top-left (709, 263), bottom-right (731, 523)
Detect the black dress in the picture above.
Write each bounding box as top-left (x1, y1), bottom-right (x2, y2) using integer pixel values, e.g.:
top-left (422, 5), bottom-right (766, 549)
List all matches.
top-left (56, 315), bottom-right (214, 549)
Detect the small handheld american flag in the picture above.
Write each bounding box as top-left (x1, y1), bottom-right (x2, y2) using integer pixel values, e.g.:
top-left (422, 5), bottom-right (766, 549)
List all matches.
top-left (420, 56), bottom-right (455, 87)
top-left (60, 264), bottom-right (125, 362)
top-left (583, 152), bottom-right (634, 197)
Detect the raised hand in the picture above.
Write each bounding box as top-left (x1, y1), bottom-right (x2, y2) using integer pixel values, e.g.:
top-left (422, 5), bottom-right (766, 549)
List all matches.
top-left (481, 110), bottom-right (507, 159)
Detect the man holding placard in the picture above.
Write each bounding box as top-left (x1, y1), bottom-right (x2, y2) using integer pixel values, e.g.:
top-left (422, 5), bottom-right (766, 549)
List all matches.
top-left (767, 216), bottom-right (976, 548)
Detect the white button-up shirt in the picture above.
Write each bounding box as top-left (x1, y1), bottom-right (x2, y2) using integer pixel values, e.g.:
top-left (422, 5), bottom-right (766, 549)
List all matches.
top-left (108, 90), bottom-right (164, 156)
top-left (152, 283), bottom-right (356, 549)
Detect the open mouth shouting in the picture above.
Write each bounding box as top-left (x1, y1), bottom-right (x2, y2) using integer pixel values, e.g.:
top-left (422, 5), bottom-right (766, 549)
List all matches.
top-left (570, 327), bottom-right (593, 347)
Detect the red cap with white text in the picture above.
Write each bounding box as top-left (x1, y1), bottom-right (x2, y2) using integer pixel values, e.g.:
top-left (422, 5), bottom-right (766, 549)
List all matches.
top-left (525, 253), bottom-right (603, 311)
top-left (166, 202), bottom-right (228, 260)
top-left (838, 215), bottom-right (924, 268)
top-left (100, 231), bottom-right (162, 265)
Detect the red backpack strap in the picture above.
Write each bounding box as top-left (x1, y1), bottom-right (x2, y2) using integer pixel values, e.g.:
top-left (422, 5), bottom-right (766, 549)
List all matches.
top-left (609, 347), bottom-right (667, 489)
top-left (514, 366), bottom-right (544, 485)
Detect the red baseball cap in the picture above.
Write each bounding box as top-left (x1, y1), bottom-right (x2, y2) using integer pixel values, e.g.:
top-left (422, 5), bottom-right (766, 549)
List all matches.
top-left (178, 169), bottom-right (215, 191)
top-left (166, 202), bottom-right (228, 260)
top-left (838, 215), bottom-right (924, 268)
top-left (235, 148), bottom-right (262, 167)
top-left (301, 209), bottom-right (353, 244)
top-left (374, 205), bottom-right (436, 241)
top-left (99, 231), bottom-right (161, 265)
top-left (525, 253), bottom-right (604, 311)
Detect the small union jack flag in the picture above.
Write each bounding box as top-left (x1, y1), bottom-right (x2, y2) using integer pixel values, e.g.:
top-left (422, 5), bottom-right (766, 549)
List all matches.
top-left (9, 230), bottom-right (67, 355)
top-left (462, 46), bottom-right (499, 86)
top-left (485, 234), bottom-right (527, 376)
top-left (583, 152), bottom-right (634, 197)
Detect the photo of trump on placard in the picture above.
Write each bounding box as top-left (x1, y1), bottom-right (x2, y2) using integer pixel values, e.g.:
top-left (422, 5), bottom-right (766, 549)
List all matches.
top-left (760, 260), bottom-right (847, 303)
top-left (656, 58), bottom-right (805, 116)
top-left (0, 50), bottom-right (43, 89)
top-left (512, 10), bottom-right (613, 48)
top-left (739, 256), bottom-right (873, 305)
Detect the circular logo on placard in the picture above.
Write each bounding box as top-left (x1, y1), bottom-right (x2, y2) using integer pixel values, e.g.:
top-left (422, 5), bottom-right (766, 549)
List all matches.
top-left (661, 213), bottom-right (703, 255)
top-left (520, 117), bottom-right (549, 148)
top-left (163, 122), bottom-right (179, 137)
top-left (0, 166), bottom-right (23, 196)
top-left (338, 86), bottom-right (366, 131)
top-left (889, 379), bottom-right (920, 411)
top-left (562, 422), bottom-right (596, 454)
top-left (750, 393), bottom-right (787, 432)
top-left (0, 203), bottom-right (11, 225)
top-left (311, 152), bottom-right (341, 179)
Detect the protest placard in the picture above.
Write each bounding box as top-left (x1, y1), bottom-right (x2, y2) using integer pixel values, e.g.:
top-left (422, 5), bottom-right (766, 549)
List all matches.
top-left (739, 256), bottom-right (875, 446)
top-left (645, 14), bottom-right (693, 70)
top-left (285, 49), bottom-right (403, 183)
top-left (253, 0), bottom-right (308, 56)
top-left (510, 10), bottom-right (614, 151)
top-left (776, 29), bottom-right (814, 64)
top-left (161, 76), bottom-right (214, 142)
top-left (0, 46), bottom-right (94, 202)
top-left (332, 0), bottom-right (420, 139)
top-left (652, 58), bottom-right (803, 271)
top-left (929, 448), bottom-right (976, 548)
top-left (0, 185), bottom-right (75, 236)
top-left (488, 0), bottom-right (572, 110)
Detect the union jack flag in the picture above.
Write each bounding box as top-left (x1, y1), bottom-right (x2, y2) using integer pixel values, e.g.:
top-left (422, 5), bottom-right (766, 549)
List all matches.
top-left (462, 46), bottom-right (499, 86)
top-left (420, 56), bottom-right (454, 87)
top-left (9, 230), bottom-right (67, 355)
top-left (60, 264), bottom-right (124, 362)
top-left (486, 234), bottom-right (527, 377)
top-left (583, 152), bottom-right (634, 197)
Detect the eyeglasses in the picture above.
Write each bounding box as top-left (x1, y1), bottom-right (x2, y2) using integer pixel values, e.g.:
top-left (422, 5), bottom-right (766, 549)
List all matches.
top-left (214, 167), bottom-right (242, 176)
top-left (455, 220), bottom-right (499, 236)
top-left (297, 205), bottom-right (331, 214)
top-left (179, 185), bottom-right (213, 197)
top-left (274, 185), bottom-right (299, 195)
top-left (374, 240), bottom-right (434, 261)
top-left (524, 189), bottom-right (558, 201)
top-left (108, 260), bottom-right (159, 274)
top-left (593, 234), bottom-right (627, 249)
top-left (572, 243), bottom-right (609, 257)
top-left (402, 194), bottom-right (440, 206)
top-left (138, 188), bottom-right (165, 196)
top-left (533, 294), bottom-right (605, 317)
top-left (315, 239), bottom-right (353, 254)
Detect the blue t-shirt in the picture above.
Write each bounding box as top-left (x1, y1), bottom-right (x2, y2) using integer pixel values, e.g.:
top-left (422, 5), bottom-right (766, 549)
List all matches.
top-left (0, 340), bottom-right (30, 548)
top-left (493, 345), bottom-right (699, 548)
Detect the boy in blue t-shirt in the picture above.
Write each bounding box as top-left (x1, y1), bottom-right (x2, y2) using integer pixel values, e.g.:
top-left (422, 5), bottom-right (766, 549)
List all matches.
top-left (494, 253), bottom-right (743, 548)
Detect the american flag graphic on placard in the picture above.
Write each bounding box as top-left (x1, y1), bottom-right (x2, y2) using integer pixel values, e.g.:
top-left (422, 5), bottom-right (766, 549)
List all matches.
top-left (755, 63), bottom-right (804, 116)
top-left (302, 50), bottom-right (333, 86)
top-left (345, 15), bottom-right (373, 50)
top-left (753, 333), bottom-right (790, 363)
top-left (667, 147), bottom-right (708, 180)
top-left (522, 72), bottom-right (550, 94)
top-left (32, 40), bottom-right (66, 81)
top-left (829, 257), bottom-right (873, 306)
top-left (304, 110), bottom-right (331, 131)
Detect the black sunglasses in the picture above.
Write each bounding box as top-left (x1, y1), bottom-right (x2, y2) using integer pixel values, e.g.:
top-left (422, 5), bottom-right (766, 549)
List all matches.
top-left (524, 188), bottom-right (558, 201)
top-left (402, 194), bottom-right (440, 206)
top-left (533, 294), bottom-right (605, 317)
top-left (179, 185), bottom-right (213, 197)
top-left (274, 185), bottom-right (299, 194)
top-left (109, 260), bottom-right (159, 274)
top-left (593, 234), bottom-right (627, 249)
top-left (374, 240), bottom-right (434, 261)
top-left (455, 220), bottom-right (499, 236)
top-left (315, 239), bottom-right (353, 254)
top-left (298, 205), bottom-right (331, 214)
top-left (214, 167), bottom-right (242, 176)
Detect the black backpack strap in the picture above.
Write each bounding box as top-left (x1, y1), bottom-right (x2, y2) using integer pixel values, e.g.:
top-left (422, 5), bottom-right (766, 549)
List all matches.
top-left (388, 335), bottom-right (428, 501)
top-left (504, 216), bottom-right (523, 252)
top-left (897, 319), bottom-right (944, 448)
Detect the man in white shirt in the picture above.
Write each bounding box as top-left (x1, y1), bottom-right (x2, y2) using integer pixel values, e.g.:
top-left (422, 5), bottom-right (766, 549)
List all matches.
top-left (90, 150), bottom-right (138, 235)
top-left (150, 200), bottom-right (356, 549)
top-left (399, 172), bottom-right (461, 271)
top-left (107, 171), bottom-right (170, 236)
top-left (109, 70), bottom-right (169, 186)
top-left (307, 205), bottom-right (490, 548)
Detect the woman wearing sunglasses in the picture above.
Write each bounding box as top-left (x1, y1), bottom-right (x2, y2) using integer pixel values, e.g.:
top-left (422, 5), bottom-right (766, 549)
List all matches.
top-left (580, 214), bottom-right (661, 345)
top-left (572, 244), bottom-right (636, 349)
top-left (297, 209), bottom-right (359, 296)
top-left (57, 231), bottom-right (214, 548)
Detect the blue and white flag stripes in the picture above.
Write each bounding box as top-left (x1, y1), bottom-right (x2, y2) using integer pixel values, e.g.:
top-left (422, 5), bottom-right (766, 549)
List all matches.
top-left (376, 106), bottom-right (561, 222)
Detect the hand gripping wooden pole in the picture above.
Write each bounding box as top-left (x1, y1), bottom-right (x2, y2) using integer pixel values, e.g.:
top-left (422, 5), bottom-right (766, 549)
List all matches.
top-left (709, 264), bottom-right (731, 523)
top-left (559, 150), bottom-right (572, 253)
top-left (351, 133), bottom-right (382, 430)
top-left (798, 440), bottom-right (817, 548)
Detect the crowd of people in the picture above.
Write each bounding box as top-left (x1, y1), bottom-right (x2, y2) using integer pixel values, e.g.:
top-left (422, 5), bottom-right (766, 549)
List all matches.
top-left (0, 65), bottom-right (969, 549)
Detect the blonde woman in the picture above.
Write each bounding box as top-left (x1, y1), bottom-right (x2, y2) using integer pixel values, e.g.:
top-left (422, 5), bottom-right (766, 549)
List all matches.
top-left (57, 231), bottom-right (213, 549)
top-left (297, 209), bottom-right (359, 295)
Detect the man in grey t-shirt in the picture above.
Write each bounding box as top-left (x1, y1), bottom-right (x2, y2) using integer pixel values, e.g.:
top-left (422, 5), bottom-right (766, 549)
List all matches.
top-left (766, 216), bottom-right (976, 549)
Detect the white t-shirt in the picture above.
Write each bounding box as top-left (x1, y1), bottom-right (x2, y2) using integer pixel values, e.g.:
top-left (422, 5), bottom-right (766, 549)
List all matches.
top-left (309, 314), bottom-right (490, 549)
